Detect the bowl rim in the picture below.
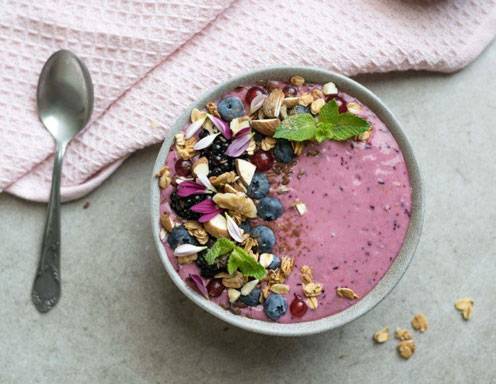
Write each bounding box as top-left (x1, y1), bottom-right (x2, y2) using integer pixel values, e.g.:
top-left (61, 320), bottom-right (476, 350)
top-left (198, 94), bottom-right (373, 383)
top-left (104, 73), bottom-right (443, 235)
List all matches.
top-left (150, 66), bottom-right (424, 337)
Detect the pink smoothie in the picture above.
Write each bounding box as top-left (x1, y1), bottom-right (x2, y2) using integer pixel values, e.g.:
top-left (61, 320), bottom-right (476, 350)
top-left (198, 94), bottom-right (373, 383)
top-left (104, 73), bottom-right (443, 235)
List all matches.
top-left (159, 85), bottom-right (411, 323)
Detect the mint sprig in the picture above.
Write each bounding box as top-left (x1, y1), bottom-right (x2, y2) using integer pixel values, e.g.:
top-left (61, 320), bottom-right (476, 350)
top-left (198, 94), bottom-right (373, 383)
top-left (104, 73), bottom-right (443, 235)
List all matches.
top-left (206, 238), bottom-right (266, 280)
top-left (273, 100), bottom-right (369, 142)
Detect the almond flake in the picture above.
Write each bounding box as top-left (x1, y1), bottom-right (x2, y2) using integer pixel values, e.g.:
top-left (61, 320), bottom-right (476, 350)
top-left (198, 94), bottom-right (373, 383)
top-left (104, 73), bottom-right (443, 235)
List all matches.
top-left (160, 212), bottom-right (174, 232)
top-left (322, 82), bottom-right (338, 95)
top-left (411, 313), bottom-right (428, 332)
top-left (228, 288), bottom-right (241, 303)
top-left (192, 157), bottom-right (209, 178)
top-left (397, 340), bottom-right (416, 360)
top-left (395, 328), bottom-right (412, 341)
top-left (294, 202), bottom-right (307, 216)
top-left (373, 327), bottom-right (389, 344)
top-left (240, 279), bottom-right (259, 296)
top-left (346, 102), bottom-right (361, 114)
top-left (177, 254), bottom-right (198, 265)
top-left (159, 228), bottom-right (166, 241)
top-left (270, 284), bottom-right (290, 295)
top-left (306, 297), bottom-right (318, 310)
top-left (259, 253), bottom-right (274, 268)
top-left (455, 298), bottom-right (474, 320)
top-left (336, 287), bottom-right (360, 300)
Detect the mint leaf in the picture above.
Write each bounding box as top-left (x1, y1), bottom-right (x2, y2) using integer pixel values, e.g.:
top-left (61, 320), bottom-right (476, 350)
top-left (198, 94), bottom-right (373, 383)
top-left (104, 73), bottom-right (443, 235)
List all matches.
top-left (327, 113), bottom-right (369, 141)
top-left (315, 122), bottom-right (332, 143)
top-left (205, 238), bottom-right (235, 265)
top-left (318, 100), bottom-right (339, 123)
top-left (274, 113), bottom-right (316, 142)
top-left (228, 246), bottom-right (266, 279)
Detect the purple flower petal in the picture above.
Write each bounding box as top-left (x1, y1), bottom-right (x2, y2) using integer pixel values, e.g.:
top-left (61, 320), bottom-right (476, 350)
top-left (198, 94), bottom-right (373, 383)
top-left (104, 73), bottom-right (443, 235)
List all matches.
top-left (191, 198), bottom-right (218, 214)
top-left (235, 127), bottom-right (251, 137)
top-left (209, 114), bottom-right (232, 139)
top-left (177, 181), bottom-right (206, 197)
top-left (194, 132), bottom-right (220, 150)
top-left (188, 274), bottom-right (209, 298)
top-left (226, 133), bottom-right (252, 157)
top-left (198, 210), bottom-right (221, 223)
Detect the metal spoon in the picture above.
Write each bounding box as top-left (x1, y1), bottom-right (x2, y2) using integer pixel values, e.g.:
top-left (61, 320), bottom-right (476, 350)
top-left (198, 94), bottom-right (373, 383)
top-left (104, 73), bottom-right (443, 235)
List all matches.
top-left (32, 50), bottom-right (94, 313)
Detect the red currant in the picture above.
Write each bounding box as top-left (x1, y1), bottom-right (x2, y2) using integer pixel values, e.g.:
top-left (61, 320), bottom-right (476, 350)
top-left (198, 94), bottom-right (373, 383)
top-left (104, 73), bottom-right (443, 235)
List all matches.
top-left (250, 151), bottom-right (274, 172)
top-left (245, 86), bottom-right (268, 105)
top-left (290, 295), bottom-right (308, 317)
top-left (207, 279), bottom-right (224, 298)
top-left (283, 85), bottom-right (297, 97)
top-left (175, 159), bottom-right (192, 177)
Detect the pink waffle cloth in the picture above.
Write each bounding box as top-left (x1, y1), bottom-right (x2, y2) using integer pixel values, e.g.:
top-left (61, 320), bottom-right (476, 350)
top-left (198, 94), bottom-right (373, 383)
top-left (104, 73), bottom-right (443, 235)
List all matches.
top-left (1, 0), bottom-right (495, 202)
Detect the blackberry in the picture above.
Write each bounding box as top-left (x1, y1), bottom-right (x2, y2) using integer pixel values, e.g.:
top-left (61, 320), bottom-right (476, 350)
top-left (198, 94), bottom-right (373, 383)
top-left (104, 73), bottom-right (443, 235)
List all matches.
top-left (196, 251), bottom-right (229, 278)
top-left (200, 135), bottom-right (235, 176)
top-left (170, 192), bottom-right (208, 220)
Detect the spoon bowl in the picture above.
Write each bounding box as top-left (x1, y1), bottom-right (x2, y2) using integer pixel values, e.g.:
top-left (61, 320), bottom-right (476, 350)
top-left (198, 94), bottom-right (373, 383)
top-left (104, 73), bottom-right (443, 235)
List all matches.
top-left (32, 50), bottom-right (94, 313)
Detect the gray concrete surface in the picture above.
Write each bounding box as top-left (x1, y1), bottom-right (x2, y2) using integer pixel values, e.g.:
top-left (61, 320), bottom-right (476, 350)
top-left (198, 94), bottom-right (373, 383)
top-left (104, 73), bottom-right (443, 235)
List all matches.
top-left (1, 41), bottom-right (495, 384)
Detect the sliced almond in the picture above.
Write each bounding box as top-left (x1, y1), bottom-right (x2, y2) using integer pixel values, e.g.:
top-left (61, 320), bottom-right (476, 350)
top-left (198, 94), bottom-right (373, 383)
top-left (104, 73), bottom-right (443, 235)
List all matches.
top-left (192, 157), bottom-right (209, 178)
top-left (203, 213), bottom-right (229, 238)
top-left (322, 82), bottom-right (338, 95)
top-left (160, 212), bottom-right (174, 232)
top-left (228, 288), bottom-right (241, 303)
top-left (251, 118), bottom-right (280, 137)
top-left (347, 102), bottom-right (361, 114)
top-left (283, 97), bottom-right (300, 108)
top-left (240, 279), bottom-right (259, 296)
top-left (310, 99), bottom-right (325, 114)
top-left (259, 253), bottom-right (274, 268)
top-left (230, 116), bottom-right (251, 136)
top-left (262, 89), bottom-right (284, 118)
top-left (235, 159), bottom-right (257, 186)
top-left (294, 202), bottom-right (307, 216)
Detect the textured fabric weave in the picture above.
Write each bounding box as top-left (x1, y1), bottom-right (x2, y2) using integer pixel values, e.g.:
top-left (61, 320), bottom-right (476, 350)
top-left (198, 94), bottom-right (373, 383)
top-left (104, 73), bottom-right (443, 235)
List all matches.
top-left (1, 0), bottom-right (495, 202)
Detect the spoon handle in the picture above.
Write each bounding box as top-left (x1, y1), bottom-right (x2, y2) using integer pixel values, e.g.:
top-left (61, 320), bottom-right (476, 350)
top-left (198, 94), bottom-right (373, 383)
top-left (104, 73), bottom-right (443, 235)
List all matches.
top-left (32, 145), bottom-right (66, 313)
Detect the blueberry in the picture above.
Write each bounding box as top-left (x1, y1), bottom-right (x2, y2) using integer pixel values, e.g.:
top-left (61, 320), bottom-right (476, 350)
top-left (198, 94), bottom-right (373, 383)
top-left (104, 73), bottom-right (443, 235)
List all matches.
top-left (251, 225), bottom-right (276, 253)
top-left (239, 287), bottom-right (261, 306)
top-left (239, 221), bottom-right (253, 234)
top-left (247, 172), bottom-right (270, 199)
top-left (257, 196), bottom-right (284, 221)
top-left (268, 255), bottom-right (281, 269)
top-left (217, 96), bottom-right (245, 122)
top-left (290, 105), bottom-right (310, 115)
top-left (273, 140), bottom-right (294, 164)
top-left (263, 294), bottom-right (288, 321)
top-left (167, 225), bottom-right (195, 249)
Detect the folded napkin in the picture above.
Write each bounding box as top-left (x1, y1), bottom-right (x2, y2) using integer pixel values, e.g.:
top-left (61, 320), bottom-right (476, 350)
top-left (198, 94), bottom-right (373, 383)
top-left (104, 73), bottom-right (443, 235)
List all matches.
top-left (1, 0), bottom-right (495, 202)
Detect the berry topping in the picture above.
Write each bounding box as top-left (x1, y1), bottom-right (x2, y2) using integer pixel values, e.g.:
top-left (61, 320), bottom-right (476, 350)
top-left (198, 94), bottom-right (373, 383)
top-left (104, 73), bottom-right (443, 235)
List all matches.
top-left (250, 150), bottom-right (274, 172)
top-left (200, 135), bottom-right (235, 176)
top-left (239, 287), bottom-right (261, 306)
top-left (206, 279), bottom-right (225, 298)
top-left (289, 105), bottom-right (310, 115)
top-left (290, 295), bottom-right (308, 317)
top-left (167, 225), bottom-right (195, 249)
top-left (174, 159), bottom-right (192, 177)
top-left (245, 86), bottom-right (268, 105)
top-left (257, 196), bottom-right (284, 221)
top-left (263, 294), bottom-right (288, 321)
top-left (268, 254), bottom-right (281, 269)
top-left (217, 96), bottom-right (245, 122)
top-left (170, 191), bottom-right (208, 220)
top-left (196, 251), bottom-right (228, 278)
top-left (282, 85), bottom-right (297, 97)
top-left (247, 172), bottom-right (270, 199)
top-left (273, 139), bottom-right (295, 163)
top-left (251, 225), bottom-right (276, 253)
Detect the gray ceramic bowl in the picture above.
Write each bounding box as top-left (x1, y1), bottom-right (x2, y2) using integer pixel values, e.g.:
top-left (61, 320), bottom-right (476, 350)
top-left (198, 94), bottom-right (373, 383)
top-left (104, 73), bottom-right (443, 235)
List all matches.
top-left (150, 67), bottom-right (423, 336)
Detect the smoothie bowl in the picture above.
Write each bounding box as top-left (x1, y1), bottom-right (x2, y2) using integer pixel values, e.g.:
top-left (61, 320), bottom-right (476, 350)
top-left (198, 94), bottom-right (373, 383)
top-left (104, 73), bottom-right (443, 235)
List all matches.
top-left (151, 67), bottom-right (423, 336)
